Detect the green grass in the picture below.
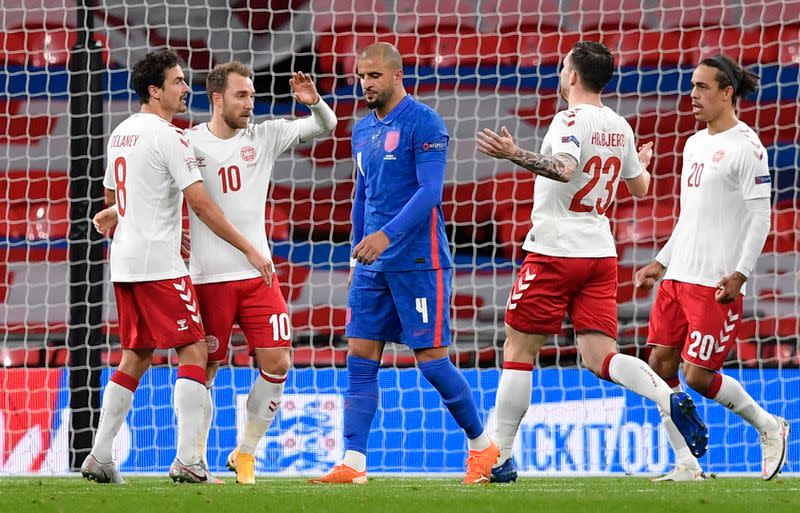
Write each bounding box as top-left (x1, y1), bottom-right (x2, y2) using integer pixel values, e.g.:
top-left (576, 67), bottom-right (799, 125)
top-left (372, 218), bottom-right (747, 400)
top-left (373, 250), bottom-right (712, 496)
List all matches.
top-left (2, 476), bottom-right (799, 513)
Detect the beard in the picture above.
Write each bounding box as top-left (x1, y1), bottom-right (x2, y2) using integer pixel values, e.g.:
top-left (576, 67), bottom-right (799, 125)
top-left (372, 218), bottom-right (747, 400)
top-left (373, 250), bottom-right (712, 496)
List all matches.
top-left (222, 108), bottom-right (250, 129)
top-left (558, 83), bottom-right (568, 102)
top-left (364, 88), bottom-right (390, 110)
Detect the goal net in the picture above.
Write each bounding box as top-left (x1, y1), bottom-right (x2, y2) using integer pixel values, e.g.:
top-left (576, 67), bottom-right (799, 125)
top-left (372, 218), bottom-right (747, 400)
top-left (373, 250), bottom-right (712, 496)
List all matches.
top-left (1, 0), bottom-right (798, 476)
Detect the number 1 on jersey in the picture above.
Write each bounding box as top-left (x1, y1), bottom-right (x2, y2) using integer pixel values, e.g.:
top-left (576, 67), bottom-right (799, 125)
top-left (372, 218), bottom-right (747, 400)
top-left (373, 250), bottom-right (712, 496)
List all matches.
top-left (218, 165), bottom-right (241, 194)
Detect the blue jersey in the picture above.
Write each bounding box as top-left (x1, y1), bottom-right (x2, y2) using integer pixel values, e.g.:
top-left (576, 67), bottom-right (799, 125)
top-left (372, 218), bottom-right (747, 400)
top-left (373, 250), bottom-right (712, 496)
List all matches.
top-left (351, 95), bottom-right (453, 272)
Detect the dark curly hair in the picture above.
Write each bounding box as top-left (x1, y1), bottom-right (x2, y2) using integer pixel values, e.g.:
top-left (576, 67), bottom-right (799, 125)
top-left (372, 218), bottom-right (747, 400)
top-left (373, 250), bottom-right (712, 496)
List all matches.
top-left (699, 54), bottom-right (759, 103)
top-left (131, 49), bottom-right (183, 105)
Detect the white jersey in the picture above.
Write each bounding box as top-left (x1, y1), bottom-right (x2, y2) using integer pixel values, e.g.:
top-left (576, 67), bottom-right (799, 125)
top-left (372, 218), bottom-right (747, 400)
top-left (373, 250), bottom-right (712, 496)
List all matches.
top-left (187, 120), bottom-right (301, 284)
top-left (103, 113), bottom-right (202, 282)
top-left (661, 122), bottom-right (771, 287)
top-left (523, 104), bottom-right (642, 258)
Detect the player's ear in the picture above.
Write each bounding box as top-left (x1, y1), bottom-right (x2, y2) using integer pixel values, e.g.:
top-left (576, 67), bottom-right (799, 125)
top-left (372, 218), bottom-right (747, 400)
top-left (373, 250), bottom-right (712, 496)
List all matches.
top-left (148, 84), bottom-right (161, 101)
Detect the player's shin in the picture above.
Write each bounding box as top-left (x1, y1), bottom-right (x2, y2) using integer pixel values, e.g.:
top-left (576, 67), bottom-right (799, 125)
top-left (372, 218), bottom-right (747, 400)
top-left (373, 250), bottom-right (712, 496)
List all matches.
top-left (342, 355), bottom-right (380, 472)
top-left (418, 357), bottom-right (487, 448)
top-left (704, 373), bottom-right (777, 432)
top-left (659, 377), bottom-right (700, 467)
top-left (601, 353), bottom-right (672, 410)
top-left (494, 362), bottom-right (534, 465)
top-left (91, 371), bottom-right (139, 462)
top-left (239, 370), bottom-right (287, 454)
top-left (174, 364), bottom-right (208, 465)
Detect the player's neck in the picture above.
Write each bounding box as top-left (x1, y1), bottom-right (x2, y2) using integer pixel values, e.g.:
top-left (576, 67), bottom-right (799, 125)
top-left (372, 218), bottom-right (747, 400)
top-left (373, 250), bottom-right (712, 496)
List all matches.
top-left (706, 110), bottom-right (738, 135)
top-left (140, 102), bottom-right (175, 122)
top-left (208, 117), bottom-right (238, 139)
top-left (375, 90), bottom-right (407, 120)
top-left (567, 90), bottom-right (602, 109)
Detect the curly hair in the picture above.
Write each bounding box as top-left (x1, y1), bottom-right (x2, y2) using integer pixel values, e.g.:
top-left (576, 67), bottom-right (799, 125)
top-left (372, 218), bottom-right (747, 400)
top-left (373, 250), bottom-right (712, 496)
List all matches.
top-left (131, 49), bottom-right (183, 105)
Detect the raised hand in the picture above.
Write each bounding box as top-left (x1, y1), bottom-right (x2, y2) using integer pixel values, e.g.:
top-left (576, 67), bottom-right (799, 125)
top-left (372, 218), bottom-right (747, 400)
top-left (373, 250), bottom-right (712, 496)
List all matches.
top-left (638, 141), bottom-right (654, 170)
top-left (289, 71), bottom-right (321, 106)
top-left (476, 126), bottom-right (519, 160)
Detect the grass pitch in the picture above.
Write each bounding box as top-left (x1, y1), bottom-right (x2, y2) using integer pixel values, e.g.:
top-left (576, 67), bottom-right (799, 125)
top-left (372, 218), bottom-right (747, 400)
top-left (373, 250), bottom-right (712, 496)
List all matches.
top-left (1, 476), bottom-right (798, 513)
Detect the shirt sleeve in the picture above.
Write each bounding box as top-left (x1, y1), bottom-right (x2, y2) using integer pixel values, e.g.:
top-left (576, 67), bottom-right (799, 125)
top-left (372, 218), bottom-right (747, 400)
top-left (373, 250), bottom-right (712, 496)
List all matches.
top-left (737, 144), bottom-right (772, 201)
top-left (544, 110), bottom-right (587, 162)
top-left (735, 197), bottom-right (771, 277)
top-left (159, 126), bottom-right (203, 191)
top-left (103, 143), bottom-right (115, 190)
top-left (412, 109), bottom-right (449, 164)
top-left (259, 119), bottom-right (302, 158)
top-left (621, 123), bottom-right (643, 180)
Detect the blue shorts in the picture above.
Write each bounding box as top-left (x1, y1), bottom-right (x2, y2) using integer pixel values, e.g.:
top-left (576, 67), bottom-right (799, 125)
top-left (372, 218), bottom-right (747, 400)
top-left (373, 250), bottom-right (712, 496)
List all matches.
top-left (346, 267), bottom-right (452, 349)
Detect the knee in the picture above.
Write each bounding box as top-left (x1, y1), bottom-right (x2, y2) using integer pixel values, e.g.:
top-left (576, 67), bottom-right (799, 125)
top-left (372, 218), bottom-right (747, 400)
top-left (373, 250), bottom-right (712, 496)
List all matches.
top-left (258, 349), bottom-right (291, 376)
top-left (178, 340), bottom-right (208, 367)
top-left (683, 366), bottom-right (715, 395)
top-left (647, 347), bottom-right (681, 379)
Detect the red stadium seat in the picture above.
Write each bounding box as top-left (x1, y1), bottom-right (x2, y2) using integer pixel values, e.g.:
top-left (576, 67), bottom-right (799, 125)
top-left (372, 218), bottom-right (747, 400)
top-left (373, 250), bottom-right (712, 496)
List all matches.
top-left (656, 0), bottom-right (740, 29)
top-left (576, 0), bottom-right (653, 32)
top-left (697, 27), bottom-right (777, 65)
top-left (614, 29), bottom-right (702, 67)
top-left (395, 0), bottom-right (477, 34)
top-left (511, 27), bottom-right (580, 67)
top-left (741, 2), bottom-right (800, 28)
top-left (479, 0), bottom-right (564, 33)
top-left (310, 0), bottom-right (393, 34)
top-left (0, 24), bottom-right (110, 67)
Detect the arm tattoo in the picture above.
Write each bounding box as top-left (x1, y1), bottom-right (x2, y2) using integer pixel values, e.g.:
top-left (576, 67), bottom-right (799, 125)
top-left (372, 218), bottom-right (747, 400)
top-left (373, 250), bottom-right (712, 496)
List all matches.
top-left (509, 149), bottom-right (578, 182)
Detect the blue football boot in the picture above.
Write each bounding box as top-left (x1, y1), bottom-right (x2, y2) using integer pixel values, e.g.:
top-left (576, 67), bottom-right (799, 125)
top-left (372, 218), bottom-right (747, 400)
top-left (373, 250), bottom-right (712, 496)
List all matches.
top-left (490, 458), bottom-right (518, 483)
top-left (670, 392), bottom-right (709, 458)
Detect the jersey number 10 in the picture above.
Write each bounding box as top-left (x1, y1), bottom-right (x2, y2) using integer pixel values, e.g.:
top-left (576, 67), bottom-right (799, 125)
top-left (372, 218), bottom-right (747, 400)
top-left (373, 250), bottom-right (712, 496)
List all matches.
top-left (218, 165), bottom-right (242, 193)
top-left (569, 156), bottom-right (622, 215)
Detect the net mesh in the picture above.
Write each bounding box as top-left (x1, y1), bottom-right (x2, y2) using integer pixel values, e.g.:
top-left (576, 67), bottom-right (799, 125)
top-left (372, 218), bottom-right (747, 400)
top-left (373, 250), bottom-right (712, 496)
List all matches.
top-left (0, 0), bottom-right (798, 475)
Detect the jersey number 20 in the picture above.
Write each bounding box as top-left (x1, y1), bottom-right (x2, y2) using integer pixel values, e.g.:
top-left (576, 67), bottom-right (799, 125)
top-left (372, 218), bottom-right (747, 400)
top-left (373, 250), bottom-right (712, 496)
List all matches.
top-left (569, 156), bottom-right (621, 215)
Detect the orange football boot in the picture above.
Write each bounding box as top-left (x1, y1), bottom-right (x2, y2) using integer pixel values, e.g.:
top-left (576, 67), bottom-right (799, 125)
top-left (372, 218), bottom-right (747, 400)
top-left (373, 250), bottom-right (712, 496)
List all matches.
top-left (309, 464), bottom-right (367, 484)
top-left (463, 440), bottom-right (500, 484)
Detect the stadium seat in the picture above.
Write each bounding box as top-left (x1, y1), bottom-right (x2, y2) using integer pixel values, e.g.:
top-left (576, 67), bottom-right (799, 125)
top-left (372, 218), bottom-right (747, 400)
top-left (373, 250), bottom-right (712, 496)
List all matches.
top-left (614, 29), bottom-right (702, 67)
top-left (511, 27), bottom-right (580, 67)
top-left (0, 24), bottom-right (110, 67)
top-left (309, 0), bottom-right (395, 34)
top-left (740, 2), bottom-right (800, 28)
top-left (655, 0), bottom-right (741, 29)
top-left (478, 0), bottom-right (564, 33)
top-left (697, 27), bottom-right (776, 65)
top-left (394, 0), bottom-right (477, 34)
top-left (576, 0), bottom-right (653, 32)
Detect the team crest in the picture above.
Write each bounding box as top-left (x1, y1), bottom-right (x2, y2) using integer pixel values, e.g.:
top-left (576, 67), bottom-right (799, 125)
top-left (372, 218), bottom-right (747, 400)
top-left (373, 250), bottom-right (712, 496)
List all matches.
top-left (205, 335), bottom-right (220, 353)
top-left (384, 131), bottom-right (400, 152)
top-left (241, 145), bottom-right (256, 162)
top-left (712, 149), bottom-right (725, 163)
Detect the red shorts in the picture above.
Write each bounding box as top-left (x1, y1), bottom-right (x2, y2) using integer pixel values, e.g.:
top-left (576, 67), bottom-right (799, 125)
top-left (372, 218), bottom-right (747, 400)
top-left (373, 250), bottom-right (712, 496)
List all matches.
top-left (195, 275), bottom-right (291, 362)
top-left (113, 277), bottom-right (205, 351)
top-left (647, 279), bottom-right (742, 371)
top-left (504, 253), bottom-right (618, 339)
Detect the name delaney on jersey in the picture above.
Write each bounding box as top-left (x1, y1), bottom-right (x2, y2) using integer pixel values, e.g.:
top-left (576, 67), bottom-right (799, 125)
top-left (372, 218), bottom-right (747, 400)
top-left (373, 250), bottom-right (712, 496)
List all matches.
top-left (110, 134), bottom-right (140, 148)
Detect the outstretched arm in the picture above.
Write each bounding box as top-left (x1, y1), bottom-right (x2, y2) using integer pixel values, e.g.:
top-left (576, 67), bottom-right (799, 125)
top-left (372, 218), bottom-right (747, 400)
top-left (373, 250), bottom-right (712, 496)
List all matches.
top-left (288, 71), bottom-right (337, 142)
top-left (476, 127), bottom-right (577, 182)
